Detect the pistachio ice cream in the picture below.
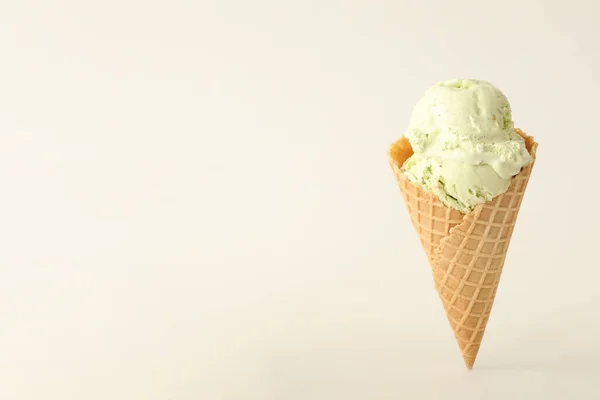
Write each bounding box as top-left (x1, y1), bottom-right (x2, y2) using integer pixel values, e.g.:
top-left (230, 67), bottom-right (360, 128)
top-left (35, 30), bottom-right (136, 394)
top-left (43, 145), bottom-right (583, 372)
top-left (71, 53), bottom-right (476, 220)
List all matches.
top-left (401, 79), bottom-right (532, 213)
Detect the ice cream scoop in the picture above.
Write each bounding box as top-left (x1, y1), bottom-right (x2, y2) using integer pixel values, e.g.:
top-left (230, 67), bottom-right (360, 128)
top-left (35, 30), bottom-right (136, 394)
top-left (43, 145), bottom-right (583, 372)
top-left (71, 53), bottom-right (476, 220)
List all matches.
top-left (401, 79), bottom-right (532, 213)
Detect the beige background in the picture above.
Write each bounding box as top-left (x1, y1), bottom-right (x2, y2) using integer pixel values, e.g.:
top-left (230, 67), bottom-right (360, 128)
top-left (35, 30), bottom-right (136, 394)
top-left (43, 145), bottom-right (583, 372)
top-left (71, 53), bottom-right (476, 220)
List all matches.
top-left (1, 1), bottom-right (599, 399)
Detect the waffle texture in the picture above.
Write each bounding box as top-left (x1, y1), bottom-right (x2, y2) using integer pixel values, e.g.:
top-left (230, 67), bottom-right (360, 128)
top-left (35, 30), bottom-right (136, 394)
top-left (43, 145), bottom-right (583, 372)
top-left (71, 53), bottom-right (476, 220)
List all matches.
top-left (389, 129), bottom-right (538, 369)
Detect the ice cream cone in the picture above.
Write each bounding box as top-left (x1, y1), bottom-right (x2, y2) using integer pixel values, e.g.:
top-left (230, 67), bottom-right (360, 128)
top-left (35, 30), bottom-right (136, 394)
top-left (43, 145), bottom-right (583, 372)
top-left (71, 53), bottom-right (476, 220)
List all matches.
top-left (389, 129), bottom-right (538, 369)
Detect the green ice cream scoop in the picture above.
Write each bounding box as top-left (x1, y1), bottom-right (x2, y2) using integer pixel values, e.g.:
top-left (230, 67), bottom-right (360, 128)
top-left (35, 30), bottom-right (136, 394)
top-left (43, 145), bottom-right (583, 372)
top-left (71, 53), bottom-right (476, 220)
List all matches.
top-left (402, 79), bottom-right (532, 213)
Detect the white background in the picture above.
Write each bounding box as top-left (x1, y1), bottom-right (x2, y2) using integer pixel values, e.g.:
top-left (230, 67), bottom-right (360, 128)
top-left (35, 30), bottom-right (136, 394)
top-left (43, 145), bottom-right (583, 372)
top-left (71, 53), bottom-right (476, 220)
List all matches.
top-left (1, 1), bottom-right (599, 399)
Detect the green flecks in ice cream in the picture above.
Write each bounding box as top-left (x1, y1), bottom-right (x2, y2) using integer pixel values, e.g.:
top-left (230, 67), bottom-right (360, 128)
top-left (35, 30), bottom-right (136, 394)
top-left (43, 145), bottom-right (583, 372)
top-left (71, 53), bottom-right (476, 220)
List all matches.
top-left (401, 79), bottom-right (531, 213)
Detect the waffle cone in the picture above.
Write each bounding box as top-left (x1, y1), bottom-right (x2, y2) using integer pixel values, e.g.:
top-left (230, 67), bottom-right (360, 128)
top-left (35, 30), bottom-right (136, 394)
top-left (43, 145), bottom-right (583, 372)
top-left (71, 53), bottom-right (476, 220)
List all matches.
top-left (389, 129), bottom-right (538, 369)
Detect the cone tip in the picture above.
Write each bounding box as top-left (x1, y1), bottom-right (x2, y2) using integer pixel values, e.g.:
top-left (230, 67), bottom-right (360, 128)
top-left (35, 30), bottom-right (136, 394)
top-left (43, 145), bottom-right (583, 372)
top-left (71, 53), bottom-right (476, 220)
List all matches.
top-left (464, 357), bottom-right (475, 370)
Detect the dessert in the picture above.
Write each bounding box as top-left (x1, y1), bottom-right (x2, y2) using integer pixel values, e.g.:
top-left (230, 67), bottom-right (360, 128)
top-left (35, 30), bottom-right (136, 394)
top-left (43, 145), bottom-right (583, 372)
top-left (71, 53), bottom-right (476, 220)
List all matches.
top-left (389, 79), bottom-right (538, 368)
